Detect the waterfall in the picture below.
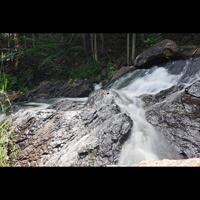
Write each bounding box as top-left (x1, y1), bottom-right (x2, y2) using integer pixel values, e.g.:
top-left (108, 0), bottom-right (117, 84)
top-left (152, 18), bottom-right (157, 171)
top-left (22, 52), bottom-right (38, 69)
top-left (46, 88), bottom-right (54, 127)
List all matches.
top-left (109, 58), bottom-right (200, 165)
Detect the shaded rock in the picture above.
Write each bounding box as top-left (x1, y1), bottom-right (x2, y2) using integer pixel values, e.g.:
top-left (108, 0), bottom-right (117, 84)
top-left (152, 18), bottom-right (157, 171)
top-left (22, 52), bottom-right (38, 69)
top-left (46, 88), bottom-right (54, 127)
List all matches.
top-left (146, 80), bottom-right (200, 158)
top-left (134, 39), bottom-right (179, 68)
top-left (23, 80), bottom-right (94, 102)
top-left (10, 89), bottom-right (133, 166)
top-left (179, 45), bottom-right (200, 59)
top-left (104, 66), bottom-right (135, 88)
top-left (6, 91), bottom-right (25, 103)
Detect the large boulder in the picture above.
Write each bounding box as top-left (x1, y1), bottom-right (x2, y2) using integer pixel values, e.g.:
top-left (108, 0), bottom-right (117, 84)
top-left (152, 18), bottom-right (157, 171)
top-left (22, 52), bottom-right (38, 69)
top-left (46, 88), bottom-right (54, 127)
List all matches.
top-left (10, 89), bottom-right (133, 166)
top-left (105, 40), bottom-right (180, 88)
top-left (16, 80), bottom-right (94, 102)
top-left (145, 80), bottom-right (200, 158)
top-left (134, 39), bottom-right (179, 68)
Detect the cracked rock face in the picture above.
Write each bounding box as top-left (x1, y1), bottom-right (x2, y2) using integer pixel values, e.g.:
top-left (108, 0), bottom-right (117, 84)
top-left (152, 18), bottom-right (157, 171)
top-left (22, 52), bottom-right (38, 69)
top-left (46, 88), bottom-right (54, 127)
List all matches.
top-left (145, 80), bottom-right (200, 158)
top-left (10, 90), bottom-right (133, 166)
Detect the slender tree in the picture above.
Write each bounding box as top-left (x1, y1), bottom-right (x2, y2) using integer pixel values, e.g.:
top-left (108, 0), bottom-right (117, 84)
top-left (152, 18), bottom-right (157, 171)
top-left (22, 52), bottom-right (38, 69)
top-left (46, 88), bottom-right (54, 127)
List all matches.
top-left (90, 33), bottom-right (94, 60)
top-left (94, 33), bottom-right (98, 61)
top-left (90, 33), bottom-right (98, 61)
top-left (131, 33), bottom-right (136, 63)
top-left (32, 33), bottom-right (36, 47)
top-left (13, 33), bottom-right (20, 68)
top-left (82, 33), bottom-right (87, 57)
top-left (127, 33), bottom-right (130, 65)
top-left (100, 33), bottom-right (104, 54)
top-left (7, 33), bottom-right (10, 48)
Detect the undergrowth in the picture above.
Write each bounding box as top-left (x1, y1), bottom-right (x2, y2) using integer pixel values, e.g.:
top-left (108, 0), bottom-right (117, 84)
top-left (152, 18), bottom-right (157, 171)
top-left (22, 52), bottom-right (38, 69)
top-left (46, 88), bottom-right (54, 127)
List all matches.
top-left (69, 60), bottom-right (117, 81)
top-left (144, 33), bottom-right (162, 47)
top-left (0, 118), bottom-right (16, 166)
top-left (0, 53), bottom-right (16, 166)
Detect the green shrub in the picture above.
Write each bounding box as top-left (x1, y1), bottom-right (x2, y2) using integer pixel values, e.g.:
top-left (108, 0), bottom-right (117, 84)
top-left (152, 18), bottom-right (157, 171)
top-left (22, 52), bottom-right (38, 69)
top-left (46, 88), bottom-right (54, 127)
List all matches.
top-left (0, 72), bottom-right (17, 91)
top-left (0, 72), bottom-right (11, 113)
top-left (68, 61), bottom-right (118, 81)
top-left (0, 93), bottom-right (11, 113)
top-left (0, 118), bottom-right (16, 166)
top-left (69, 60), bottom-right (102, 80)
top-left (144, 33), bottom-right (162, 47)
top-left (106, 62), bottom-right (117, 79)
top-left (0, 72), bottom-right (31, 94)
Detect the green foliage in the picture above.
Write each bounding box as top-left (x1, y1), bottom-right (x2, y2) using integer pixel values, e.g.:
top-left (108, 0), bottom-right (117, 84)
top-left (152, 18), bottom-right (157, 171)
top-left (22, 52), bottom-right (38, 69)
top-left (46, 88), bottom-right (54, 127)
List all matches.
top-left (0, 72), bottom-right (29, 94)
top-left (0, 118), bottom-right (15, 166)
top-left (68, 61), bottom-right (117, 81)
top-left (0, 49), bottom-right (23, 63)
top-left (69, 60), bottom-right (102, 80)
top-left (144, 33), bottom-right (162, 47)
top-left (106, 62), bottom-right (117, 79)
top-left (0, 93), bottom-right (11, 113)
top-left (0, 72), bottom-right (17, 91)
top-left (24, 35), bottom-right (82, 66)
top-left (0, 72), bottom-right (11, 113)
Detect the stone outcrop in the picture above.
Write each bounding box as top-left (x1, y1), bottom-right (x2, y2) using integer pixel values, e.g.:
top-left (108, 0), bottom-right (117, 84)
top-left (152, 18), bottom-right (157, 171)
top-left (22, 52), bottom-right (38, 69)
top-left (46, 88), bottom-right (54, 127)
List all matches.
top-left (134, 39), bottom-right (179, 68)
top-left (10, 90), bottom-right (133, 166)
top-left (14, 80), bottom-right (94, 102)
top-left (145, 80), bottom-right (200, 159)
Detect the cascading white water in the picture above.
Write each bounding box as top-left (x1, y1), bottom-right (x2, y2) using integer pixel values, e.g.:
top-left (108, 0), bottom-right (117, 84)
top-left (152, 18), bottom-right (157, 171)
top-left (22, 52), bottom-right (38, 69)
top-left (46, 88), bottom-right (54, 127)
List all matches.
top-left (110, 59), bottom-right (200, 165)
top-left (0, 113), bottom-right (6, 123)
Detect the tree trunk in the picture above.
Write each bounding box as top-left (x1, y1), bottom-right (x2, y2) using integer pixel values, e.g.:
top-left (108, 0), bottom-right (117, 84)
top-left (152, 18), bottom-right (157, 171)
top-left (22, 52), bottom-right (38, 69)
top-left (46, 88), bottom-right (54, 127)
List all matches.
top-left (23, 33), bottom-right (27, 48)
top-left (82, 34), bottom-right (86, 52)
top-left (90, 34), bottom-right (94, 60)
top-left (82, 33), bottom-right (88, 60)
top-left (100, 33), bottom-right (104, 54)
top-left (127, 33), bottom-right (130, 65)
top-left (131, 33), bottom-right (136, 63)
top-left (94, 34), bottom-right (98, 61)
top-left (13, 33), bottom-right (20, 68)
top-left (32, 33), bottom-right (36, 47)
top-left (7, 33), bottom-right (10, 48)
top-left (85, 34), bottom-right (91, 61)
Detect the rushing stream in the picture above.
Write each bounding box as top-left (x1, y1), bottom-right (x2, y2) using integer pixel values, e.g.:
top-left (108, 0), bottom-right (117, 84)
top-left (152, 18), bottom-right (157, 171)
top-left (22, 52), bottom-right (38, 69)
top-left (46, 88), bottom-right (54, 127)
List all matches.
top-left (2, 58), bottom-right (200, 166)
top-left (109, 58), bottom-right (200, 165)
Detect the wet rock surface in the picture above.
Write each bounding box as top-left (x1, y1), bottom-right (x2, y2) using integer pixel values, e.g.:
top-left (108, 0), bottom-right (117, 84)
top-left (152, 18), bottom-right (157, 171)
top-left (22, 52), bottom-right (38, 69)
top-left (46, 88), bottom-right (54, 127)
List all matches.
top-left (10, 90), bottom-right (133, 166)
top-left (146, 80), bottom-right (200, 158)
top-left (141, 85), bottom-right (184, 108)
top-left (6, 42), bottom-right (200, 166)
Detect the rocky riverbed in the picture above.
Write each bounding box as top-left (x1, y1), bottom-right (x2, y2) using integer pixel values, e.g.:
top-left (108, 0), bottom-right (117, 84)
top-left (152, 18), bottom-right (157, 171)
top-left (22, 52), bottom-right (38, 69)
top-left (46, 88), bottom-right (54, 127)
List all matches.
top-left (2, 39), bottom-right (200, 166)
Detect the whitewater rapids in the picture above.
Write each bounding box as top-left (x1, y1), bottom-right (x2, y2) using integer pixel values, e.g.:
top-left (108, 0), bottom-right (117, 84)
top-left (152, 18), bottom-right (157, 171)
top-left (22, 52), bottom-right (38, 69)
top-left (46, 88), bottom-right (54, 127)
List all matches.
top-left (110, 59), bottom-right (200, 165)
